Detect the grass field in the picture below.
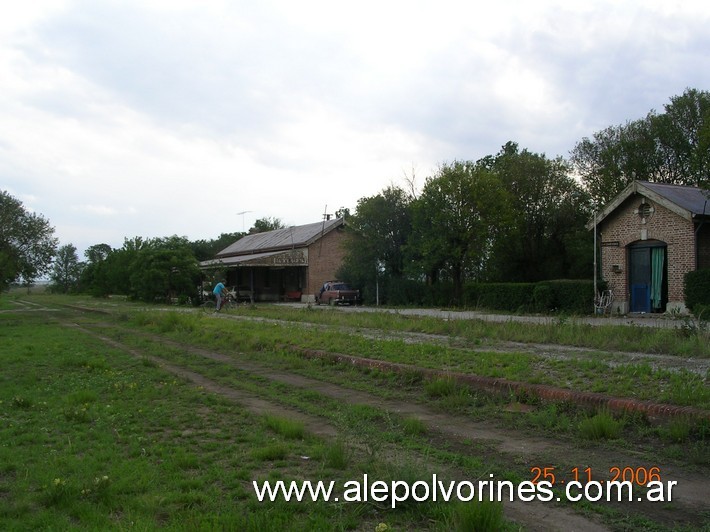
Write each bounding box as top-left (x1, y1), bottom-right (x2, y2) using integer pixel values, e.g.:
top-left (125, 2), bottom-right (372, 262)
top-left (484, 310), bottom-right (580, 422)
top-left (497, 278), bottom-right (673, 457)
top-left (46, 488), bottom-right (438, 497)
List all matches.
top-left (1, 294), bottom-right (708, 531)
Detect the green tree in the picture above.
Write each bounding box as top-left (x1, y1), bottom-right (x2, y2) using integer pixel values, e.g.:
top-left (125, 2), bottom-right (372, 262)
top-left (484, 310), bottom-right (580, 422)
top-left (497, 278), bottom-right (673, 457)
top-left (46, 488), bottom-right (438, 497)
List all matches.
top-left (85, 243), bottom-right (112, 264)
top-left (654, 88), bottom-right (710, 186)
top-left (338, 186), bottom-right (413, 303)
top-left (410, 161), bottom-right (513, 301)
top-left (570, 116), bottom-right (660, 207)
top-left (83, 237), bottom-right (148, 296)
top-left (191, 232), bottom-right (243, 261)
top-left (249, 217), bottom-right (284, 234)
top-left (0, 190), bottom-right (57, 289)
top-left (571, 88), bottom-right (710, 207)
top-left (80, 243), bottom-right (114, 296)
top-left (105, 237), bottom-right (147, 295)
top-left (488, 142), bottom-right (592, 281)
top-left (80, 236), bottom-right (202, 301)
top-left (50, 243), bottom-right (83, 293)
top-left (128, 236), bottom-right (201, 303)
top-left (334, 207), bottom-right (351, 219)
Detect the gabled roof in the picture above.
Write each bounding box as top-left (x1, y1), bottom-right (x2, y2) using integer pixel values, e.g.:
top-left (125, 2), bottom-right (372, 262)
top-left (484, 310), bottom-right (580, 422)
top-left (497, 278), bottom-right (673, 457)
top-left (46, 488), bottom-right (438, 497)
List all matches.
top-left (215, 217), bottom-right (345, 258)
top-left (588, 181), bottom-right (710, 229)
top-left (200, 250), bottom-right (297, 268)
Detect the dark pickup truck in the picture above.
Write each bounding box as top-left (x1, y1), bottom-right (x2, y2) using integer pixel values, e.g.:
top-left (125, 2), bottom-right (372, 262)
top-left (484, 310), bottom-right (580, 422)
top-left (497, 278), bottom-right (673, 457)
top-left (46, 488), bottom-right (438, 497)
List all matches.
top-left (315, 281), bottom-right (362, 306)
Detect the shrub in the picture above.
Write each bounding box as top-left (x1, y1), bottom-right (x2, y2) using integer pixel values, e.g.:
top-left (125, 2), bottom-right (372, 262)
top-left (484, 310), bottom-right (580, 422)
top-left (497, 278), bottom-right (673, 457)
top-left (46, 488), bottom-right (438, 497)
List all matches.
top-left (464, 283), bottom-right (535, 312)
top-left (428, 282), bottom-right (455, 307)
top-left (546, 279), bottom-right (596, 314)
top-left (532, 283), bottom-right (555, 312)
top-left (385, 278), bottom-right (428, 306)
top-left (348, 277), bottom-right (597, 314)
top-left (685, 269), bottom-right (710, 315)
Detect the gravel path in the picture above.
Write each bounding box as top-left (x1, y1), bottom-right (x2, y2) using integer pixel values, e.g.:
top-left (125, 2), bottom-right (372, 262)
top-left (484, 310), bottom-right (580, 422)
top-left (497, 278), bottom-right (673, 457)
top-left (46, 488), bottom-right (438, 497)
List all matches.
top-left (282, 302), bottom-right (687, 329)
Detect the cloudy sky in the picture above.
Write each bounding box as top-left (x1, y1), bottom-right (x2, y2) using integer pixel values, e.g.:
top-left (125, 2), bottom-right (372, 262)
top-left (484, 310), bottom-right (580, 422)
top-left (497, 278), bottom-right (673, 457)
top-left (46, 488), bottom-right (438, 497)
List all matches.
top-left (2, 0), bottom-right (709, 257)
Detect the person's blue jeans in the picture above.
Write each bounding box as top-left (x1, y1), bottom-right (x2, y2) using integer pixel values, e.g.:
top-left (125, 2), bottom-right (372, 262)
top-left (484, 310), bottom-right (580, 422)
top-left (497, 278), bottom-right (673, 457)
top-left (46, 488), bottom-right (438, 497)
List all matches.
top-left (215, 293), bottom-right (223, 310)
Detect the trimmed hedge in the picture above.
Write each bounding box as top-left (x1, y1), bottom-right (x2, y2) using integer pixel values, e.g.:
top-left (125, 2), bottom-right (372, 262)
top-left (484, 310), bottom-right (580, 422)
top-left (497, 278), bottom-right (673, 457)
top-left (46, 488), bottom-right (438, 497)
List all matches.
top-left (684, 269), bottom-right (710, 316)
top-left (462, 280), bottom-right (595, 314)
top-left (463, 283), bottom-right (535, 312)
top-left (366, 277), bottom-right (598, 314)
top-left (540, 279), bottom-right (597, 314)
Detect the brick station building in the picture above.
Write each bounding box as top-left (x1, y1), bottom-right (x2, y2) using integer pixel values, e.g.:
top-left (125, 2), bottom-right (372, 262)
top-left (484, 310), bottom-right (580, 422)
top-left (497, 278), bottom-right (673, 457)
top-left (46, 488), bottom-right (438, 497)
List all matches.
top-left (200, 217), bottom-right (348, 302)
top-left (589, 181), bottom-right (710, 314)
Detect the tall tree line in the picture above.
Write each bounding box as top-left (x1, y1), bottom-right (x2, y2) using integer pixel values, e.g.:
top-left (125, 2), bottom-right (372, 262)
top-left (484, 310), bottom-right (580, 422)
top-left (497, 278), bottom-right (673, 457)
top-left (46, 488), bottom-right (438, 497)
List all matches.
top-left (340, 88), bottom-right (709, 304)
top-left (339, 143), bottom-right (592, 304)
top-left (48, 218), bottom-right (285, 299)
top-left (570, 87), bottom-right (710, 206)
top-left (4, 88), bottom-right (706, 306)
top-left (44, 216), bottom-right (284, 299)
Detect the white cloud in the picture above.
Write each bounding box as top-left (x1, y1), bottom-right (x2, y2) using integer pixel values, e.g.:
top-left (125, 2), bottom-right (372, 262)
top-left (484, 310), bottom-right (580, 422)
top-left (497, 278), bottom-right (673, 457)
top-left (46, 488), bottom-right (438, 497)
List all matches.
top-left (1, 0), bottom-right (710, 256)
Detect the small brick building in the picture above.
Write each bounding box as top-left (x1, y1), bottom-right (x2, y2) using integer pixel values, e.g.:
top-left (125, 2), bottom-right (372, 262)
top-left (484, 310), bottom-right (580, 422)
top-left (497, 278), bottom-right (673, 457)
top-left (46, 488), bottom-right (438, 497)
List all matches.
top-left (590, 181), bottom-right (710, 314)
top-left (200, 218), bottom-right (348, 302)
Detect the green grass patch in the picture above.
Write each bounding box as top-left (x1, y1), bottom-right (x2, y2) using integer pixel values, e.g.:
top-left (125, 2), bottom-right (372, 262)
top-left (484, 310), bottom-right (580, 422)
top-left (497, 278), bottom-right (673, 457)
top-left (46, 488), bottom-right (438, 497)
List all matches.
top-left (2, 306), bottom-right (522, 530)
top-left (7, 295), bottom-right (710, 530)
top-left (137, 309), bottom-right (710, 409)
top-left (402, 417), bottom-right (427, 436)
top-left (526, 403), bottom-right (574, 433)
top-left (252, 443), bottom-right (290, 461)
top-left (219, 303), bottom-right (710, 358)
top-left (320, 440), bottom-right (350, 470)
top-left (425, 377), bottom-right (460, 398)
top-left (658, 418), bottom-right (693, 443)
top-left (263, 414), bottom-right (306, 440)
top-left (445, 500), bottom-right (506, 531)
top-left (578, 411), bottom-right (623, 440)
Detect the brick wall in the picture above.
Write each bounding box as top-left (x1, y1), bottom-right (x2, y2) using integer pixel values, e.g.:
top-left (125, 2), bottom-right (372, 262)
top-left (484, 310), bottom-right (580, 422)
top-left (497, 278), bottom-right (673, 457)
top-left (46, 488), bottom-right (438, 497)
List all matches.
top-left (306, 227), bottom-right (348, 299)
top-left (698, 224), bottom-right (710, 269)
top-left (598, 193), bottom-right (696, 313)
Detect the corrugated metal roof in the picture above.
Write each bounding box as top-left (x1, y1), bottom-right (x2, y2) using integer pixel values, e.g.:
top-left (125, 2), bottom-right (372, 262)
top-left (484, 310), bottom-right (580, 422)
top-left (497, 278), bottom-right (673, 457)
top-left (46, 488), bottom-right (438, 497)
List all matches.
top-left (640, 181), bottom-right (710, 216)
top-left (589, 180), bottom-right (710, 229)
top-left (200, 250), bottom-right (284, 267)
top-left (216, 218), bottom-right (344, 257)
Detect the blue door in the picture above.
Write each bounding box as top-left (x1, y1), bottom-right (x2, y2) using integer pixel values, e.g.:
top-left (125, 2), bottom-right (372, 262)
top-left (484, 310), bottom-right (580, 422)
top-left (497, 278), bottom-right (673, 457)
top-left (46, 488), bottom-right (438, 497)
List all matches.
top-left (630, 283), bottom-right (650, 313)
top-left (629, 246), bottom-right (651, 313)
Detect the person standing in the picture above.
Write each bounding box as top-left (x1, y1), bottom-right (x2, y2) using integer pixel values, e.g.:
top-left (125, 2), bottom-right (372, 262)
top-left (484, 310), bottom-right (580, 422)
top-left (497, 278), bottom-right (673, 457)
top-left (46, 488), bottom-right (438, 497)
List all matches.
top-left (213, 280), bottom-right (228, 311)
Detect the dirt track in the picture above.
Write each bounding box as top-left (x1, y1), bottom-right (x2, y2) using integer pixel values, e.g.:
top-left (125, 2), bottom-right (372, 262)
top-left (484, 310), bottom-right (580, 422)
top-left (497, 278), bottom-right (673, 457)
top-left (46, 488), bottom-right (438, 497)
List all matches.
top-left (284, 301), bottom-right (687, 329)
top-left (48, 303), bottom-right (709, 532)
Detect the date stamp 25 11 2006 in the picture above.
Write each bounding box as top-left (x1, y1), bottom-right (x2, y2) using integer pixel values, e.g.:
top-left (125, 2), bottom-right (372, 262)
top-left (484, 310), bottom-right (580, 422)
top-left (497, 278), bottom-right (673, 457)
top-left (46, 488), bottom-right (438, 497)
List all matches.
top-left (530, 465), bottom-right (663, 486)
top-left (529, 465), bottom-right (677, 503)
